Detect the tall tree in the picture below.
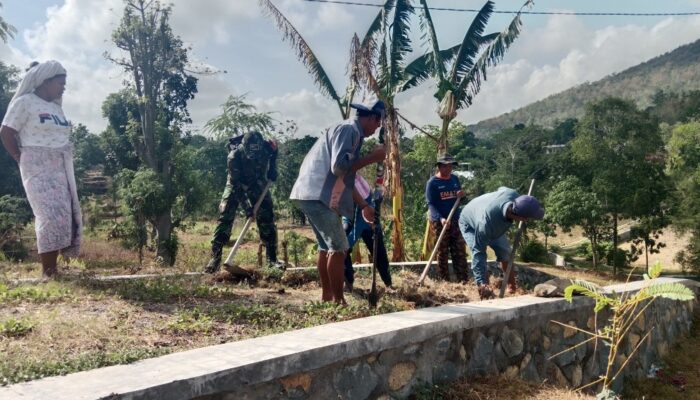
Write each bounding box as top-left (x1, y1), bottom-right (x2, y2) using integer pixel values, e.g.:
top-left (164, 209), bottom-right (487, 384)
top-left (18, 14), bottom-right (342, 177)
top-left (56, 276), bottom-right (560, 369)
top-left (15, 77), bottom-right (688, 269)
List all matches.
top-left (357, 0), bottom-right (415, 261)
top-left (259, 0), bottom-right (413, 258)
top-left (204, 94), bottom-right (277, 139)
top-left (571, 98), bottom-right (664, 274)
top-left (106, 0), bottom-right (198, 264)
top-left (413, 0), bottom-right (531, 153)
top-left (0, 61), bottom-right (21, 197)
top-left (546, 176), bottom-right (609, 269)
top-left (666, 121), bottom-right (700, 273)
top-left (0, 1), bottom-right (16, 43)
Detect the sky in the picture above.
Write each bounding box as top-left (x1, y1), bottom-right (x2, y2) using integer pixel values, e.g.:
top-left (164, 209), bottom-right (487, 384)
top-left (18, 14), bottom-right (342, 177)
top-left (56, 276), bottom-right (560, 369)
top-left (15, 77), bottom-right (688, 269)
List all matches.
top-left (3, 0), bottom-right (700, 137)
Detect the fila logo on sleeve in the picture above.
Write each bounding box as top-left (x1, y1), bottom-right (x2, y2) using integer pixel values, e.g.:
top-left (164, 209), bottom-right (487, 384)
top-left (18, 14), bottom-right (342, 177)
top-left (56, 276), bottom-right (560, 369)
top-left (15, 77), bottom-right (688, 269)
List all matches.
top-left (39, 113), bottom-right (70, 126)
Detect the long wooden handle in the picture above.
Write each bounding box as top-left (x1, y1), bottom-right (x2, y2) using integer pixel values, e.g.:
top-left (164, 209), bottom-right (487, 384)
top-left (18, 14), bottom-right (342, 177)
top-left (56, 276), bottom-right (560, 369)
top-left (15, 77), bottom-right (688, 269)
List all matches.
top-left (418, 197), bottom-right (461, 285)
top-left (498, 179), bottom-right (535, 298)
top-left (223, 181), bottom-right (273, 267)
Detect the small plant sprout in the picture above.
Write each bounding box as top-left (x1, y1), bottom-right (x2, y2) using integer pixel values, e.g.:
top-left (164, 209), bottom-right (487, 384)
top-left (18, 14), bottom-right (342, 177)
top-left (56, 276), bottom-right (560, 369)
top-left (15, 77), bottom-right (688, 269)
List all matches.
top-left (549, 262), bottom-right (695, 399)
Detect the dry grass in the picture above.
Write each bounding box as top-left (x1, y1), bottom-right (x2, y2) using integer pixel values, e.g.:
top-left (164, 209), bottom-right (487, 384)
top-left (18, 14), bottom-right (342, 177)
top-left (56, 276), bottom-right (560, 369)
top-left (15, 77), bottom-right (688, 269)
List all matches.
top-left (0, 224), bottom-right (627, 386)
top-left (412, 375), bottom-right (593, 400)
top-left (623, 312), bottom-right (700, 400)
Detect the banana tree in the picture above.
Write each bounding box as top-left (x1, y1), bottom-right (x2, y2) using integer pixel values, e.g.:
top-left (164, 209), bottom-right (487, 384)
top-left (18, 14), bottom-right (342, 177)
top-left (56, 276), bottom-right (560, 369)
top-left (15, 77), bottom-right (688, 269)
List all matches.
top-left (355, 0), bottom-right (417, 261)
top-left (259, 0), bottom-right (398, 261)
top-left (259, 0), bottom-right (396, 120)
top-left (412, 0), bottom-right (533, 154)
top-left (406, 0), bottom-right (531, 259)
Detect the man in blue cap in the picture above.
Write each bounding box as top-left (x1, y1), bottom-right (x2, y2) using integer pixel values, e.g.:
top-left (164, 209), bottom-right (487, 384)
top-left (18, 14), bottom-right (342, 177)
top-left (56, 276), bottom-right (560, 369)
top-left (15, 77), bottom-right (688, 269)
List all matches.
top-left (458, 187), bottom-right (545, 299)
top-left (290, 97), bottom-right (387, 304)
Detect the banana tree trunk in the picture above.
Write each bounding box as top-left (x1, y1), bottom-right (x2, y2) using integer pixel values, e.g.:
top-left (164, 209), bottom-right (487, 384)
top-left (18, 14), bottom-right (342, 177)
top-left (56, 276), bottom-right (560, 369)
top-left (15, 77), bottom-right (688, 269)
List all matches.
top-left (384, 107), bottom-right (406, 261)
top-left (437, 117), bottom-right (451, 155)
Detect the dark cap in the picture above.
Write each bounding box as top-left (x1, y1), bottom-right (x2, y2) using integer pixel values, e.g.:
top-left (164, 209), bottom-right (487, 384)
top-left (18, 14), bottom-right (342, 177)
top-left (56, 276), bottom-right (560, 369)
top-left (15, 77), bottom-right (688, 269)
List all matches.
top-left (513, 195), bottom-right (545, 220)
top-left (436, 154), bottom-right (458, 165)
top-left (350, 98), bottom-right (386, 118)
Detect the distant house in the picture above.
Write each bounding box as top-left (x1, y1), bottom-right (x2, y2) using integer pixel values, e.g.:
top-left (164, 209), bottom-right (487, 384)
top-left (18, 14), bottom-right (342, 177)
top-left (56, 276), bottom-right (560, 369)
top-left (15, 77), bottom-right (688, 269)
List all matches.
top-left (543, 144), bottom-right (566, 154)
top-left (454, 162), bottom-right (475, 180)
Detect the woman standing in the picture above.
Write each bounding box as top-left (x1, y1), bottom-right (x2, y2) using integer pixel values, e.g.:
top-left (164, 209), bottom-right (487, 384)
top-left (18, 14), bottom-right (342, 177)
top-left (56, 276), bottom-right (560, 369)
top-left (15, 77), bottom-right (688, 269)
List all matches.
top-left (0, 60), bottom-right (82, 278)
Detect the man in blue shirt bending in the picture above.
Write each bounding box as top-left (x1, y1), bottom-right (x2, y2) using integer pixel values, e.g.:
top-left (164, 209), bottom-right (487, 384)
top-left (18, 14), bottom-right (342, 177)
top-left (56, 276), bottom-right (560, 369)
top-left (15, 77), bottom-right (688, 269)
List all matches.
top-left (425, 154), bottom-right (469, 282)
top-left (458, 187), bottom-right (545, 299)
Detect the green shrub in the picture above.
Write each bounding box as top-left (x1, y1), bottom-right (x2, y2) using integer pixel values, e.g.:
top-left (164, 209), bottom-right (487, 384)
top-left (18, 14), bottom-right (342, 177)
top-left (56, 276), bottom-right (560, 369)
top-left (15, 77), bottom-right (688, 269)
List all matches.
top-left (519, 240), bottom-right (548, 263)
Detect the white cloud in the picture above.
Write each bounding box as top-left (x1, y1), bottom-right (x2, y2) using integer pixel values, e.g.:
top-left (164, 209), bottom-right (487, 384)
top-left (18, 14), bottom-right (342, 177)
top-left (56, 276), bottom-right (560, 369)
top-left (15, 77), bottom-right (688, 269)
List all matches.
top-left (251, 89), bottom-right (340, 136)
top-left (5, 2), bottom-right (700, 137)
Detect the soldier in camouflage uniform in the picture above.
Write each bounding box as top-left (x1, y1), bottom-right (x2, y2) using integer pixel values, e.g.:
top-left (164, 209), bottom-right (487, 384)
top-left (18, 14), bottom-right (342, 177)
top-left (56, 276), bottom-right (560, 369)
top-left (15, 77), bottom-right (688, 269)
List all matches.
top-left (204, 130), bottom-right (280, 273)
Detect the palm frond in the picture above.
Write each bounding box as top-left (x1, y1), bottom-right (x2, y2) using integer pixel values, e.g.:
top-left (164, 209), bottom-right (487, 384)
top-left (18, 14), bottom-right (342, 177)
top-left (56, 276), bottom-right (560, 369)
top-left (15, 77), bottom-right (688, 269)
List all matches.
top-left (454, 0), bottom-right (528, 109)
top-left (447, 1), bottom-right (493, 86)
top-left (360, 0), bottom-right (395, 54)
top-left (258, 0), bottom-right (342, 110)
top-left (389, 0), bottom-right (414, 92)
top-left (399, 44), bottom-right (459, 92)
top-left (418, 0), bottom-right (445, 81)
top-left (565, 279), bottom-right (605, 299)
top-left (642, 282), bottom-right (696, 302)
top-left (343, 34), bottom-right (362, 119)
top-left (0, 1), bottom-right (16, 44)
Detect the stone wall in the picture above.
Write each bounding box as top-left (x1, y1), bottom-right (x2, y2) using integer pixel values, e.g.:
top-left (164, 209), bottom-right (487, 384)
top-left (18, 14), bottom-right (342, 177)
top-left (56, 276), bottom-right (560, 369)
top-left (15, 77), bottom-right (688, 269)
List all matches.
top-left (2, 278), bottom-right (697, 400)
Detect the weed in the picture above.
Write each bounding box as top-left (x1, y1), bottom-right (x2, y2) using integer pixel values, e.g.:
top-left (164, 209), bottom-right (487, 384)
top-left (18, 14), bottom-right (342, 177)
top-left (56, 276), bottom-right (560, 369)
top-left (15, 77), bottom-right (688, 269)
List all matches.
top-left (0, 282), bottom-right (74, 304)
top-left (0, 347), bottom-right (172, 386)
top-left (89, 277), bottom-right (220, 303)
top-left (260, 265), bottom-right (284, 283)
top-left (208, 303), bottom-right (283, 327)
top-left (167, 308), bottom-right (214, 334)
top-left (0, 317), bottom-right (35, 338)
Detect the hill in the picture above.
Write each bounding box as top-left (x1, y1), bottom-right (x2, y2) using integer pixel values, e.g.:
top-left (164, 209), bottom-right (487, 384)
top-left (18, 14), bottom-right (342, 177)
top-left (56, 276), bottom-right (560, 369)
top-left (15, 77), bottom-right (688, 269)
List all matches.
top-left (469, 38), bottom-right (700, 137)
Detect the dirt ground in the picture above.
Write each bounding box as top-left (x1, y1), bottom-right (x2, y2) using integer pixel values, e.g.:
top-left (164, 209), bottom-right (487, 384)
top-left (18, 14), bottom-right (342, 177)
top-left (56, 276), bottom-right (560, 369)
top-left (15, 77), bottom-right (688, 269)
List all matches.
top-left (0, 223), bottom-right (624, 386)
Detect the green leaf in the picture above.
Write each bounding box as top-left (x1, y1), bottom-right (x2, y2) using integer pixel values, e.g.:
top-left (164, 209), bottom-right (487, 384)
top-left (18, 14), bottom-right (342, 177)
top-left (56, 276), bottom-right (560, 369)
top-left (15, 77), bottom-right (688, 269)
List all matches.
top-left (644, 282), bottom-right (696, 301)
top-left (454, 0), bottom-right (530, 109)
top-left (418, 0), bottom-right (446, 81)
top-left (259, 0), bottom-right (342, 109)
top-left (648, 260), bottom-right (663, 279)
top-left (388, 0), bottom-right (415, 91)
top-left (448, 0), bottom-right (494, 85)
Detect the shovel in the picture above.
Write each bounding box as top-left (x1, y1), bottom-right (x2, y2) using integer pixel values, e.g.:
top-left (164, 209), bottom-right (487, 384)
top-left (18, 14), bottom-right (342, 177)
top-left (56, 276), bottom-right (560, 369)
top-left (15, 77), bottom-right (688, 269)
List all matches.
top-left (418, 197), bottom-right (461, 285)
top-left (223, 181), bottom-right (273, 277)
top-left (368, 192), bottom-right (383, 308)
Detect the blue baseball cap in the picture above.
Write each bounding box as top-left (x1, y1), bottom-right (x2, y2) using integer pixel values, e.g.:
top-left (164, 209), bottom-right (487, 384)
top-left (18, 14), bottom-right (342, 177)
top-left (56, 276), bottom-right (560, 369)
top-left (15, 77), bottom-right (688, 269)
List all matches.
top-left (513, 195), bottom-right (545, 220)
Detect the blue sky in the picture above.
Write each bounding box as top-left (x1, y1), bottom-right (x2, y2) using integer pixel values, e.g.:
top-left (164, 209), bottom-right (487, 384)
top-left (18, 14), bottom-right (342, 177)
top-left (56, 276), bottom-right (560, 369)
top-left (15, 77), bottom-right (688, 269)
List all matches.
top-left (3, 0), bottom-right (700, 135)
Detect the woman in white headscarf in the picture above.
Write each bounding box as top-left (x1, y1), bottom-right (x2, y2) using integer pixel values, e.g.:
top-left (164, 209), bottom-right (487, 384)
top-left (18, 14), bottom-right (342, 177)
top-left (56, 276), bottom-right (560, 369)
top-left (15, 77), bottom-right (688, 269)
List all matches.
top-left (0, 60), bottom-right (82, 278)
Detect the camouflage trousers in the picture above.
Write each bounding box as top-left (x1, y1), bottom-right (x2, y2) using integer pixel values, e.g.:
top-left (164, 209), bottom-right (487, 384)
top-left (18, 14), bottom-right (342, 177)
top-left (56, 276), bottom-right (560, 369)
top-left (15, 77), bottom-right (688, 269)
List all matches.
top-left (430, 220), bottom-right (469, 282)
top-left (210, 184), bottom-right (277, 263)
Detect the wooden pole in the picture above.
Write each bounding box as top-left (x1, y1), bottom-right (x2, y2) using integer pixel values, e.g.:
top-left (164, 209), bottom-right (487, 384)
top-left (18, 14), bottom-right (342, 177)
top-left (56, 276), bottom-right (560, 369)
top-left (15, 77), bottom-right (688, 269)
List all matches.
top-left (418, 197), bottom-right (461, 285)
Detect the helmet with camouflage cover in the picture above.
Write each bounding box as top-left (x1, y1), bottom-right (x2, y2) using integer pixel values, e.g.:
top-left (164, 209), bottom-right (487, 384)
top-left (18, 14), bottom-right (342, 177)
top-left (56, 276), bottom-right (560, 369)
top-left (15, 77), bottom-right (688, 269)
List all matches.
top-left (242, 130), bottom-right (265, 159)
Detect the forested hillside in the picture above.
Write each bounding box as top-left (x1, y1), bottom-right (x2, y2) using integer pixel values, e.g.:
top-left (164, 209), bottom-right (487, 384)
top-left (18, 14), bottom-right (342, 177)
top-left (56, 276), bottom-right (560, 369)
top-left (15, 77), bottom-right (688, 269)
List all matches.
top-left (469, 38), bottom-right (700, 136)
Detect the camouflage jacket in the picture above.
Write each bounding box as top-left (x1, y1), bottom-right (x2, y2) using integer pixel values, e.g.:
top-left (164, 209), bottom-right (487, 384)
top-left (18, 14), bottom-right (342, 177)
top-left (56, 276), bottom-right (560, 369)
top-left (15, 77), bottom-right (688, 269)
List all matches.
top-left (226, 140), bottom-right (277, 197)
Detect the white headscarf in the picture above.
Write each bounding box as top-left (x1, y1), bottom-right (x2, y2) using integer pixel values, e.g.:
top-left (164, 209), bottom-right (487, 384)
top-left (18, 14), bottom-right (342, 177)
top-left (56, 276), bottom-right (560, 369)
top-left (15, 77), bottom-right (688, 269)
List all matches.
top-left (10, 60), bottom-right (67, 105)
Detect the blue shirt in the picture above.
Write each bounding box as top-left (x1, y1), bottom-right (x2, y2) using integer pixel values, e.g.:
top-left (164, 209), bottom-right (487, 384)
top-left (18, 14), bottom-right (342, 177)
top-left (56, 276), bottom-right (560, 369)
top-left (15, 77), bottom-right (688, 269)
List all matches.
top-left (290, 119), bottom-right (364, 218)
top-left (458, 187), bottom-right (519, 247)
top-left (426, 174), bottom-right (462, 221)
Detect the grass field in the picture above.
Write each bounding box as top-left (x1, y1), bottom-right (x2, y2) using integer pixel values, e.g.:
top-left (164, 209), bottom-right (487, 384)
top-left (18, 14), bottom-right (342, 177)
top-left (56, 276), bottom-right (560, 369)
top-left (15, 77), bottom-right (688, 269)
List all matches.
top-left (0, 222), bottom-right (629, 387)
